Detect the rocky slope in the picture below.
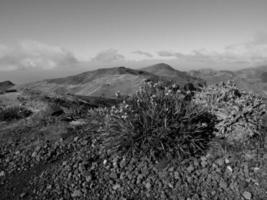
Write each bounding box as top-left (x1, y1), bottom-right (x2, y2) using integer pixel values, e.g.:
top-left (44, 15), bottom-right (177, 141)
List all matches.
top-left (0, 83), bottom-right (266, 200)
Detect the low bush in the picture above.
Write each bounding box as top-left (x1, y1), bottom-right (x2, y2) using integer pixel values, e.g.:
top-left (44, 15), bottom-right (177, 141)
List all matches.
top-left (194, 81), bottom-right (266, 142)
top-left (0, 106), bottom-right (32, 121)
top-left (101, 82), bottom-right (217, 160)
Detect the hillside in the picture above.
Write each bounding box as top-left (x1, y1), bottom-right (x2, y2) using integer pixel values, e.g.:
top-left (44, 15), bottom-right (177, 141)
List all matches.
top-left (189, 66), bottom-right (267, 98)
top-left (20, 65), bottom-right (203, 98)
top-left (0, 81), bottom-right (266, 199)
top-left (142, 63), bottom-right (204, 86)
top-left (0, 81), bottom-right (15, 93)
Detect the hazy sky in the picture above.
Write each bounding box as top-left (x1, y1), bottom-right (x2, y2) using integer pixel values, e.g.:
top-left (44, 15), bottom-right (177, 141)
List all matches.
top-left (1, 0), bottom-right (267, 82)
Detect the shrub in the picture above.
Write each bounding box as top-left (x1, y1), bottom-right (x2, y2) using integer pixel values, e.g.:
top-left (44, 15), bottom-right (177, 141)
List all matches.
top-left (101, 82), bottom-right (217, 160)
top-left (194, 81), bottom-right (266, 142)
top-left (0, 106), bottom-right (32, 122)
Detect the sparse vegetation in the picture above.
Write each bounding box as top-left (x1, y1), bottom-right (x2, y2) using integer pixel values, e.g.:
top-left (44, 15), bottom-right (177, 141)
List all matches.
top-left (0, 105), bottom-right (32, 121)
top-left (101, 81), bottom-right (217, 160)
top-left (194, 81), bottom-right (266, 142)
top-left (0, 80), bottom-right (266, 200)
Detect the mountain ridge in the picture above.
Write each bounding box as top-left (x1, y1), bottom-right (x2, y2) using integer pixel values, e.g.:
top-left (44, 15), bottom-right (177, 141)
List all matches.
top-left (19, 64), bottom-right (203, 98)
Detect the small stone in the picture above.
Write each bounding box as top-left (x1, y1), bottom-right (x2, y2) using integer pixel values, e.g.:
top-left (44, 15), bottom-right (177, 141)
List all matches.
top-left (225, 158), bottom-right (230, 164)
top-left (20, 192), bottom-right (26, 198)
top-left (110, 172), bottom-right (117, 179)
top-left (70, 120), bottom-right (86, 126)
top-left (71, 190), bottom-right (82, 197)
top-left (73, 137), bottom-right (79, 142)
top-left (244, 164), bottom-right (249, 178)
top-left (0, 171), bottom-right (5, 177)
top-left (112, 184), bottom-right (120, 190)
top-left (145, 182), bottom-right (151, 190)
top-left (216, 158), bottom-right (224, 166)
top-left (242, 191), bottom-right (252, 200)
top-left (253, 167), bottom-right (260, 172)
top-left (119, 159), bottom-right (126, 168)
top-left (193, 159), bottom-right (199, 167)
top-left (81, 140), bottom-right (88, 145)
top-left (226, 166), bottom-right (233, 173)
top-left (187, 165), bottom-right (194, 173)
top-left (31, 151), bottom-right (37, 158)
top-left (85, 175), bottom-right (91, 182)
top-left (219, 180), bottom-right (227, 190)
top-left (168, 167), bottom-right (174, 172)
top-left (103, 159), bottom-right (107, 165)
top-left (174, 171), bottom-right (179, 179)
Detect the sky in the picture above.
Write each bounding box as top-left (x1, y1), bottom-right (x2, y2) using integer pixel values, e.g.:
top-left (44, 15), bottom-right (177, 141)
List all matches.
top-left (1, 0), bottom-right (267, 83)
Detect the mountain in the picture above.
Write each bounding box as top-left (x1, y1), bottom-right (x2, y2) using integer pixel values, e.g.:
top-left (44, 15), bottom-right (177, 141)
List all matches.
top-left (142, 63), bottom-right (204, 86)
top-left (20, 67), bottom-right (156, 98)
top-left (189, 65), bottom-right (267, 98)
top-left (20, 65), bottom-right (203, 98)
top-left (0, 81), bottom-right (15, 93)
top-left (189, 69), bottom-right (236, 84)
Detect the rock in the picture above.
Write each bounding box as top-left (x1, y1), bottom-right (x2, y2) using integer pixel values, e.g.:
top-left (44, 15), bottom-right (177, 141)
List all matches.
top-left (31, 151), bottom-right (37, 158)
top-left (225, 158), bottom-right (230, 164)
top-left (242, 191), bottom-right (252, 200)
top-left (71, 190), bottom-right (82, 198)
top-left (253, 167), bottom-right (260, 172)
top-left (168, 167), bottom-right (174, 172)
top-left (174, 171), bottom-right (179, 179)
top-left (73, 136), bottom-right (79, 142)
top-left (187, 165), bottom-right (194, 173)
top-left (85, 175), bottom-right (91, 182)
top-left (119, 159), bottom-right (126, 169)
top-left (216, 158), bottom-right (224, 166)
top-left (145, 182), bottom-right (151, 190)
top-left (0, 171), bottom-right (5, 177)
top-left (219, 180), bottom-right (227, 190)
top-left (20, 192), bottom-right (26, 198)
top-left (70, 120), bottom-right (86, 126)
top-left (110, 172), bottom-right (118, 179)
top-left (243, 164), bottom-right (249, 178)
top-left (226, 166), bottom-right (233, 173)
top-left (103, 159), bottom-right (107, 165)
top-left (112, 184), bottom-right (120, 190)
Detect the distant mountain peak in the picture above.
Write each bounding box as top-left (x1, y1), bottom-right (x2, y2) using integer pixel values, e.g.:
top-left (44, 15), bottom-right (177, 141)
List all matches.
top-left (144, 63), bottom-right (176, 71)
top-left (0, 80), bottom-right (15, 86)
top-left (0, 80), bottom-right (15, 92)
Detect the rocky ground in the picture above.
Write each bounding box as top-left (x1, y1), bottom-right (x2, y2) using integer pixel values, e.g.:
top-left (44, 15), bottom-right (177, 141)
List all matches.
top-left (0, 90), bottom-right (266, 200)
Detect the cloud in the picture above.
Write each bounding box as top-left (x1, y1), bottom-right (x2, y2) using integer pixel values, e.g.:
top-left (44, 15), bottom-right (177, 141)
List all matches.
top-left (157, 51), bottom-right (176, 57)
top-left (132, 50), bottom-right (153, 58)
top-left (157, 33), bottom-right (267, 69)
top-left (91, 49), bottom-right (125, 63)
top-left (250, 32), bottom-right (267, 45)
top-left (0, 40), bottom-right (78, 71)
top-left (157, 51), bottom-right (184, 58)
